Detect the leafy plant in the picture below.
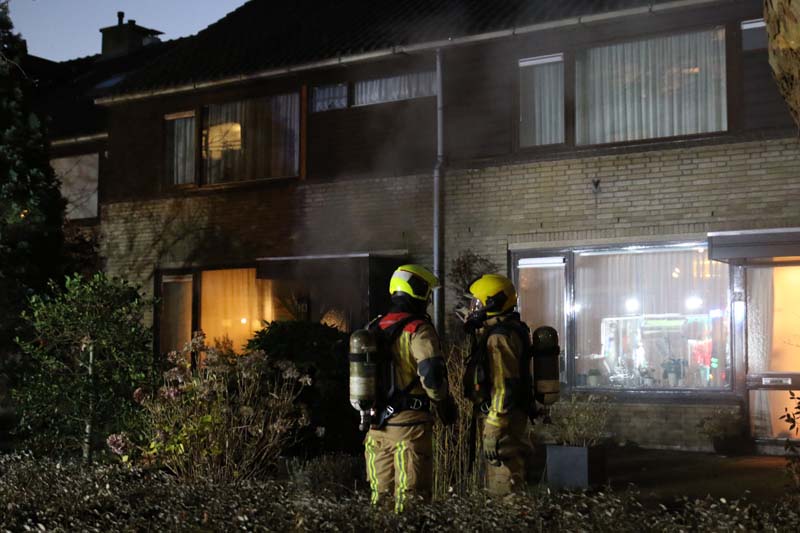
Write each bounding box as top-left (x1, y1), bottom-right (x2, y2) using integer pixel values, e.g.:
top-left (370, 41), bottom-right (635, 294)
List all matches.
top-left (545, 394), bottom-right (610, 447)
top-left (246, 320), bottom-right (356, 455)
top-left (779, 390), bottom-right (800, 489)
top-left (447, 250), bottom-right (499, 338)
top-left (13, 273), bottom-right (153, 461)
top-left (132, 332), bottom-right (310, 482)
top-left (698, 407), bottom-right (745, 440)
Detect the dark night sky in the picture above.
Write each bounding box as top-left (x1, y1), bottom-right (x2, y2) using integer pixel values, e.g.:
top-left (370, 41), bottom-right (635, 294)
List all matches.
top-left (8, 0), bottom-right (249, 62)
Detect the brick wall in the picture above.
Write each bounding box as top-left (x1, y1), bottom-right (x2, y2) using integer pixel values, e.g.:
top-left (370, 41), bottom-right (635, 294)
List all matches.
top-left (101, 135), bottom-right (800, 451)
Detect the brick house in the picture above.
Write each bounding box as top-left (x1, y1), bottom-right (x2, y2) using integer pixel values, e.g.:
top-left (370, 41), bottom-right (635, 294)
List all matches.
top-left (52, 0), bottom-right (800, 452)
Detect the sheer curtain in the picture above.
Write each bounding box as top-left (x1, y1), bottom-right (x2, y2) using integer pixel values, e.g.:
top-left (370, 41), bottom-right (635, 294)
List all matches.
top-left (574, 248), bottom-right (730, 387)
top-left (165, 116), bottom-right (195, 185)
top-left (51, 154), bottom-right (99, 219)
top-left (519, 56), bottom-right (565, 146)
top-left (747, 268), bottom-right (775, 436)
top-left (576, 27), bottom-right (727, 145)
top-left (200, 269), bottom-right (274, 353)
top-left (354, 72), bottom-right (436, 106)
top-left (271, 93), bottom-right (300, 177)
top-left (312, 84), bottom-right (348, 112)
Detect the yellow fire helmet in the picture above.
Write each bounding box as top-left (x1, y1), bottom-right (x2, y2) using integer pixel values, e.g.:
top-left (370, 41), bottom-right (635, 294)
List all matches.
top-left (389, 264), bottom-right (439, 301)
top-left (468, 274), bottom-right (518, 316)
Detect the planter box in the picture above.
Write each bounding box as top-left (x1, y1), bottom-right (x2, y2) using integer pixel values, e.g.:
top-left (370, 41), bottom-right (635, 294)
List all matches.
top-left (546, 444), bottom-right (607, 489)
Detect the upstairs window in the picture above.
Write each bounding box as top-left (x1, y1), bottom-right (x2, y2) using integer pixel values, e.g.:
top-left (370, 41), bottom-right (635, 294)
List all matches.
top-left (51, 153), bottom-right (99, 219)
top-left (202, 93), bottom-right (299, 184)
top-left (354, 71), bottom-right (436, 106)
top-left (576, 28), bottom-right (727, 145)
top-left (519, 54), bottom-right (565, 147)
top-left (312, 83), bottom-right (348, 112)
top-left (165, 111), bottom-right (196, 186)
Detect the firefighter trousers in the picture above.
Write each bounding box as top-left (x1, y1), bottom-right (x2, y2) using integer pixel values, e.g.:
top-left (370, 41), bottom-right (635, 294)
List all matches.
top-left (481, 410), bottom-right (532, 496)
top-left (364, 421), bottom-right (432, 513)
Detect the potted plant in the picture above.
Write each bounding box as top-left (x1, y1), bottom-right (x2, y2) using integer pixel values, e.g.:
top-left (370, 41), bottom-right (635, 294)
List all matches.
top-left (586, 368), bottom-right (602, 387)
top-left (543, 394), bottom-right (610, 489)
top-left (698, 407), bottom-right (753, 455)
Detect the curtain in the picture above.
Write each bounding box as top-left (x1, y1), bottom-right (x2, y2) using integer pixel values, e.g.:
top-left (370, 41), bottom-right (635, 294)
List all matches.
top-left (203, 94), bottom-right (299, 183)
top-left (200, 269), bottom-right (274, 353)
top-left (354, 71), bottom-right (436, 106)
top-left (520, 59), bottom-right (565, 146)
top-left (166, 116), bottom-right (195, 185)
top-left (160, 276), bottom-right (193, 354)
top-left (271, 93), bottom-right (300, 177)
top-left (312, 83), bottom-right (348, 112)
top-left (576, 27), bottom-right (727, 145)
top-left (574, 248), bottom-right (730, 388)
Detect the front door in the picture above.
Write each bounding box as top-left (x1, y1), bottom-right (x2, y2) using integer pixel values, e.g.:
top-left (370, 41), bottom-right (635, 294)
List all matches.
top-left (746, 265), bottom-right (800, 441)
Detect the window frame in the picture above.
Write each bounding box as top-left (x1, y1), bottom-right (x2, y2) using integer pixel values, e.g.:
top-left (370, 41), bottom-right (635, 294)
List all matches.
top-left (511, 240), bottom-right (739, 400)
top-left (514, 22), bottom-right (743, 156)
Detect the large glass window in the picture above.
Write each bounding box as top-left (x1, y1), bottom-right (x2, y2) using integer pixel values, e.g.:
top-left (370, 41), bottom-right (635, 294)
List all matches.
top-left (159, 274), bottom-right (194, 354)
top-left (573, 246), bottom-right (730, 389)
top-left (354, 72), bottom-right (436, 106)
top-left (575, 28), bottom-right (727, 145)
top-left (165, 111), bottom-right (196, 185)
top-left (519, 54), bottom-right (565, 147)
top-left (202, 93), bottom-right (299, 183)
top-left (50, 154), bottom-right (99, 219)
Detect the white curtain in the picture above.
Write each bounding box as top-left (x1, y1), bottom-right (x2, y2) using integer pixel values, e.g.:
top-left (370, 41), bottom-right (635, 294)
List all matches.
top-left (354, 71), bottom-right (436, 106)
top-left (166, 116), bottom-right (195, 185)
top-left (200, 269), bottom-right (274, 353)
top-left (271, 93), bottom-right (300, 177)
top-left (574, 249), bottom-right (730, 388)
top-left (51, 154), bottom-right (99, 219)
top-left (520, 59), bottom-right (565, 146)
top-left (312, 83), bottom-right (348, 112)
top-left (576, 27), bottom-right (727, 145)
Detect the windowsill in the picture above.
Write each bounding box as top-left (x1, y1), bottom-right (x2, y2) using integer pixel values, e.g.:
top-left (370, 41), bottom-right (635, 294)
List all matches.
top-left (568, 386), bottom-right (740, 404)
top-left (163, 175), bottom-right (300, 194)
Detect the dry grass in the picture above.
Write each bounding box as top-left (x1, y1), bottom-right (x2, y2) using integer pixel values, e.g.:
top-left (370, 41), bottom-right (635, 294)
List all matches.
top-left (432, 341), bottom-right (482, 498)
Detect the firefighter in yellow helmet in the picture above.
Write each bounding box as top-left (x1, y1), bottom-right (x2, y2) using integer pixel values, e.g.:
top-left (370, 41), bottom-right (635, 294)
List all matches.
top-left (364, 264), bottom-right (456, 512)
top-left (462, 274), bottom-right (533, 496)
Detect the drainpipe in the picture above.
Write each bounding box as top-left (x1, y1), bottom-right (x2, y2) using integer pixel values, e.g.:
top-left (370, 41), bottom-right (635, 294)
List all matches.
top-left (432, 48), bottom-right (445, 334)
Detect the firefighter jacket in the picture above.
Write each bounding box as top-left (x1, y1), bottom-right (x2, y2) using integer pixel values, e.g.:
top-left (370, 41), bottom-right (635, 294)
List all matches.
top-left (478, 314), bottom-right (528, 435)
top-left (378, 312), bottom-right (448, 425)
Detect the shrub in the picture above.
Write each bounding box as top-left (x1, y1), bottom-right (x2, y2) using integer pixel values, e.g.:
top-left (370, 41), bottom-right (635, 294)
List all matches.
top-left (780, 390), bottom-right (800, 488)
top-left (246, 320), bottom-right (357, 455)
top-left (286, 453), bottom-right (365, 492)
top-left (544, 394), bottom-right (611, 447)
top-left (134, 333), bottom-right (310, 482)
top-left (13, 273), bottom-right (153, 461)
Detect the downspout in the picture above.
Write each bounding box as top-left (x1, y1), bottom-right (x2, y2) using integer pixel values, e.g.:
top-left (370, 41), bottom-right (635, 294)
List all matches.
top-left (432, 48), bottom-right (445, 334)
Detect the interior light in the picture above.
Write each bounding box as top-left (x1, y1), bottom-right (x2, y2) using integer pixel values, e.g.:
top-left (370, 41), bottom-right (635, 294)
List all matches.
top-left (569, 303), bottom-right (583, 314)
top-left (709, 309), bottom-right (723, 319)
top-left (625, 297), bottom-right (640, 313)
top-left (672, 267), bottom-right (681, 279)
top-left (240, 318), bottom-right (248, 324)
top-left (733, 301), bottom-right (746, 322)
top-left (685, 296), bottom-right (703, 311)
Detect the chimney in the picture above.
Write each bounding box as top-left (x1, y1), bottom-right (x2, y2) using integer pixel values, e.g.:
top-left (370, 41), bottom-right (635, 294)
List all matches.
top-left (99, 12), bottom-right (162, 58)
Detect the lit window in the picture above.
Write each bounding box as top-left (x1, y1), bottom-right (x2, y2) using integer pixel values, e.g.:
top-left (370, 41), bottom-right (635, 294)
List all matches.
top-left (576, 28), bottom-right (727, 145)
top-left (519, 54), bottom-right (565, 147)
top-left (573, 246), bottom-right (730, 389)
top-left (51, 153), bottom-right (99, 219)
top-left (312, 83), bottom-right (348, 112)
top-left (202, 93), bottom-right (299, 183)
top-left (354, 72), bottom-right (436, 106)
top-left (159, 274), bottom-right (193, 354)
top-left (165, 111), bottom-right (196, 185)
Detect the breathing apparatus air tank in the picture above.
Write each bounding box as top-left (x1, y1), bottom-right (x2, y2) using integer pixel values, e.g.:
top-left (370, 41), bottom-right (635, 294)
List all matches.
top-left (531, 326), bottom-right (560, 407)
top-left (349, 328), bottom-right (379, 432)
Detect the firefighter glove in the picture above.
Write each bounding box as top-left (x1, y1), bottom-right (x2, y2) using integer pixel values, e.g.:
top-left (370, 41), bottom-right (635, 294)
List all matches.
top-left (437, 395), bottom-right (458, 426)
top-left (482, 433), bottom-right (502, 466)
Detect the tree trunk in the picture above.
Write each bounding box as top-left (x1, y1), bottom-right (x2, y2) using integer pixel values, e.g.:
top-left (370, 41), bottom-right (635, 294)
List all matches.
top-left (765, 0), bottom-right (800, 128)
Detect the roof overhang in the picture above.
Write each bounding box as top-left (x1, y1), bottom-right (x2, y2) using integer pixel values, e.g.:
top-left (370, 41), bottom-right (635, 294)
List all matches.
top-left (95, 0), bottom-right (732, 106)
top-left (708, 228), bottom-right (800, 267)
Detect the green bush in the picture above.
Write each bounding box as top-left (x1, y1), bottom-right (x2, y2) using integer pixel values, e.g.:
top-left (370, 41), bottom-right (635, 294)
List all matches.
top-left (246, 320), bottom-right (358, 455)
top-left (13, 273), bottom-right (154, 461)
top-left (134, 333), bottom-right (310, 482)
top-left (544, 394), bottom-right (611, 447)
